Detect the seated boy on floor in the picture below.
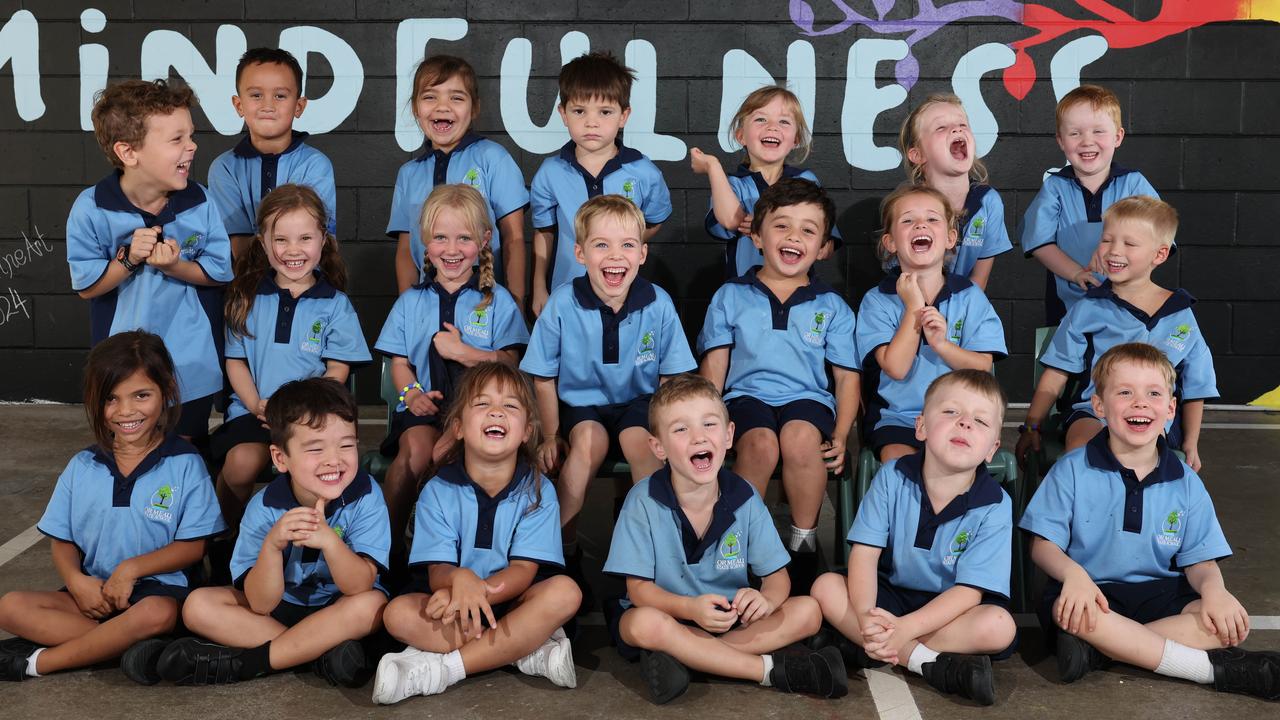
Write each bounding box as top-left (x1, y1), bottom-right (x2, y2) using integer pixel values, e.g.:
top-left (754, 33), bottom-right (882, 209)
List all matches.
top-left (603, 374), bottom-right (846, 705)
top-left (812, 369), bottom-right (1017, 706)
top-left (1021, 342), bottom-right (1278, 700)
top-left (157, 377), bottom-right (390, 688)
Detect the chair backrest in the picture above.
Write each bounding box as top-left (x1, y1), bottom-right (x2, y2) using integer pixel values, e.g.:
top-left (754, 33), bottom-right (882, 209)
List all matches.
top-left (378, 356), bottom-right (397, 424)
top-left (1032, 325), bottom-right (1057, 389)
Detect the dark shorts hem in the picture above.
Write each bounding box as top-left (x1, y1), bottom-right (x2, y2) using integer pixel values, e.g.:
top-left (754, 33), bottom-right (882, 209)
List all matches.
top-left (380, 409), bottom-right (442, 457)
top-left (209, 413), bottom-right (271, 461)
top-left (1061, 409), bottom-right (1099, 436)
top-left (270, 598), bottom-right (339, 627)
top-left (727, 396), bottom-right (834, 441)
top-left (176, 393), bottom-right (217, 440)
top-left (560, 397), bottom-right (652, 462)
top-left (867, 425), bottom-right (923, 455)
top-left (1038, 576), bottom-right (1200, 639)
top-left (875, 577), bottom-right (1017, 661)
top-left (58, 579), bottom-right (189, 621)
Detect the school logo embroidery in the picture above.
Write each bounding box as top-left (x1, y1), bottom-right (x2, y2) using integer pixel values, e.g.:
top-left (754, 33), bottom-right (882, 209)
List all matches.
top-left (463, 168), bottom-right (481, 188)
top-left (333, 525), bottom-right (346, 540)
top-left (621, 179), bottom-right (636, 202)
top-left (463, 307), bottom-right (491, 340)
top-left (301, 319), bottom-right (324, 354)
top-left (950, 318), bottom-right (964, 344)
top-left (1166, 323), bottom-right (1192, 352)
top-left (716, 532), bottom-right (745, 571)
top-left (180, 233), bottom-right (202, 259)
top-left (1157, 510), bottom-right (1184, 547)
top-left (635, 330), bottom-right (656, 366)
top-left (943, 529), bottom-right (971, 566)
top-left (144, 484), bottom-right (178, 523)
top-left (802, 311), bottom-right (827, 346)
top-left (963, 216), bottom-right (985, 247)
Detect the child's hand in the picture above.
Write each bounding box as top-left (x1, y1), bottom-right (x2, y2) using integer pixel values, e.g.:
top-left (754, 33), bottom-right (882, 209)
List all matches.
top-left (1055, 569), bottom-right (1109, 634)
top-left (531, 284), bottom-right (549, 318)
top-left (67, 573), bottom-right (111, 619)
top-left (736, 214), bottom-right (753, 235)
top-left (1070, 268), bottom-right (1102, 292)
top-left (407, 388), bottom-right (444, 417)
top-left (425, 588), bottom-right (452, 621)
top-left (1199, 587), bottom-right (1250, 647)
top-left (447, 568), bottom-right (505, 640)
top-left (537, 438), bottom-right (564, 475)
top-left (433, 324), bottom-right (468, 361)
top-left (821, 436), bottom-right (846, 474)
top-left (266, 505), bottom-right (321, 551)
top-left (1015, 426), bottom-right (1041, 464)
top-left (919, 306), bottom-right (949, 347)
top-left (861, 608), bottom-right (904, 663)
top-left (129, 227), bottom-right (162, 263)
top-left (293, 499), bottom-right (338, 551)
top-left (255, 398), bottom-right (269, 425)
top-left (688, 593), bottom-right (736, 633)
top-left (102, 560), bottom-right (139, 611)
top-left (730, 587), bottom-right (773, 625)
top-left (148, 238), bottom-right (181, 269)
top-left (689, 147), bottom-right (719, 176)
top-left (1183, 443), bottom-right (1202, 473)
top-left (897, 271), bottom-right (925, 313)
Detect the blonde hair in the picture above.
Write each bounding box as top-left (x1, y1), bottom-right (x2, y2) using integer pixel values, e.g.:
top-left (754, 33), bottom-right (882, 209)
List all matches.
top-left (573, 194), bottom-right (647, 247)
top-left (898, 93), bottom-right (989, 186)
top-left (876, 184), bottom-right (957, 271)
top-left (728, 85), bottom-right (812, 163)
top-left (1056, 84), bottom-right (1123, 133)
top-left (1092, 342), bottom-right (1176, 397)
top-left (420, 184), bottom-right (496, 311)
top-left (924, 370), bottom-right (1007, 425)
top-left (1103, 195), bottom-right (1178, 248)
top-left (648, 373), bottom-right (728, 431)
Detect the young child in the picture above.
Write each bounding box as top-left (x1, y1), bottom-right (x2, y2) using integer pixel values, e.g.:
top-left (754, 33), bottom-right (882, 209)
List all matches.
top-left (1016, 197), bottom-right (1216, 471)
top-left (697, 178), bottom-right (858, 591)
top-left (898, 93), bottom-right (1011, 289)
top-left (690, 85), bottom-right (840, 279)
top-left (811, 370), bottom-right (1017, 706)
top-left (530, 51), bottom-right (672, 315)
top-left (373, 362), bottom-right (581, 703)
top-left (1022, 84), bottom-right (1160, 324)
top-left (212, 184), bottom-right (371, 532)
top-left (157, 378), bottom-right (390, 688)
top-left (1020, 343), bottom-right (1279, 701)
top-left (67, 79), bottom-right (233, 443)
top-left (388, 54), bottom-right (529, 303)
top-left (857, 184), bottom-right (1007, 463)
top-left (0, 331), bottom-right (225, 683)
top-left (604, 374), bottom-right (845, 704)
top-left (208, 47), bottom-right (337, 261)
top-left (376, 183), bottom-right (530, 559)
top-left (521, 195), bottom-right (696, 601)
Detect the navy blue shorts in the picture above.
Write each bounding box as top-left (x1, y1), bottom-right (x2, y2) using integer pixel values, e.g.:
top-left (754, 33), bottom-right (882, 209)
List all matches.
top-left (380, 408), bottom-right (442, 457)
top-left (176, 393), bottom-right (217, 441)
top-left (875, 576), bottom-right (1017, 661)
top-left (270, 598), bottom-right (337, 627)
top-left (209, 413), bottom-right (271, 461)
top-left (59, 579), bottom-right (190, 621)
top-left (560, 397), bottom-right (652, 463)
top-left (1038, 576), bottom-right (1200, 641)
top-left (866, 424), bottom-right (923, 455)
top-left (728, 396), bottom-right (834, 441)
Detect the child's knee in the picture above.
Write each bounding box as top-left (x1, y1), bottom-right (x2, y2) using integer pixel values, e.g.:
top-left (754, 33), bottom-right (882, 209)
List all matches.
top-left (383, 595), bottom-right (424, 637)
top-left (784, 595), bottom-right (823, 634)
top-left (809, 572), bottom-right (848, 615)
top-left (539, 575), bottom-right (582, 618)
top-left (180, 588), bottom-right (220, 626)
top-left (129, 596), bottom-right (179, 636)
top-left (0, 591), bottom-right (25, 625)
top-left (973, 605), bottom-right (1017, 650)
top-left (619, 606), bottom-right (675, 649)
top-left (568, 423), bottom-right (610, 461)
top-left (737, 429), bottom-right (779, 459)
top-left (336, 590), bottom-right (388, 625)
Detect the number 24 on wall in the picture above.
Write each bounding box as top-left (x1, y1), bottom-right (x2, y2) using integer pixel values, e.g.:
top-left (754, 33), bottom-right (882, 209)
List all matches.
top-left (0, 288), bottom-right (29, 326)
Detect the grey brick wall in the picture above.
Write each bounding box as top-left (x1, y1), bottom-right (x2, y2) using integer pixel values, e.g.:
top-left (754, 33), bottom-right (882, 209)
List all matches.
top-left (1, 2), bottom-right (1277, 404)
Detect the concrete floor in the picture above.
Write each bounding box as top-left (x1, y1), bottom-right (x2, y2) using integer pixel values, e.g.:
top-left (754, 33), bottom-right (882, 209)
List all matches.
top-left (1, 405), bottom-right (1278, 718)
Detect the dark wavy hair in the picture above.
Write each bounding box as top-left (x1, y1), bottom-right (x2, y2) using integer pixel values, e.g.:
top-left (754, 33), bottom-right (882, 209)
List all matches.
top-left (83, 331), bottom-right (181, 451)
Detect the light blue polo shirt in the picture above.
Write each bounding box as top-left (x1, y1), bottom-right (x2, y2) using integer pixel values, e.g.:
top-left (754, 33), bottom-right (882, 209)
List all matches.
top-left (530, 140), bottom-right (672, 292)
top-left (224, 274), bottom-right (371, 421)
top-left (207, 131), bottom-right (337, 236)
top-left (38, 435), bottom-right (226, 588)
top-left (857, 272), bottom-right (1007, 433)
top-left (1021, 164), bottom-right (1160, 316)
top-left (375, 275), bottom-right (529, 395)
top-left (386, 133), bottom-right (530, 281)
top-left (850, 453), bottom-right (1012, 598)
top-left (953, 184), bottom-right (1013, 278)
top-left (410, 462), bottom-right (563, 584)
top-left (66, 172), bottom-right (234, 402)
top-left (1019, 429), bottom-right (1231, 585)
top-left (1041, 282), bottom-right (1218, 418)
top-left (521, 276), bottom-right (696, 407)
top-left (697, 269), bottom-right (859, 411)
top-left (232, 472), bottom-right (391, 605)
top-left (704, 163), bottom-right (842, 279)
top-left (605, 466), bottom-right (790, 609)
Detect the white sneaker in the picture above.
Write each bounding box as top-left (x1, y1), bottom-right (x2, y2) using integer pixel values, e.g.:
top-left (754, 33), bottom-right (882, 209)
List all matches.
top-left (372, 647), bottom-right (447, 704)
top-left (514, 627), bottom-right (576, 688)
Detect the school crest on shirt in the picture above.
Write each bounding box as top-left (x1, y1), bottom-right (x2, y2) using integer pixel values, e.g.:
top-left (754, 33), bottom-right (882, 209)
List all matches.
top-left (943, 528), bottom-right (972, 566)
top-left (950, 319), bottom-right (964, 344)
top-left (635, 330), bottom-right (656, 366)
top-left (1166, 324), bottom-right (1192, 352)
top-left (463, 168), bottom-right (481, 189)
top-left (463, 307), bottom-right (491, 340)
top-left (802, 311), bottom-right (827, 346)
top-left (144, 484), bottom-right (177, 523)
top-left (1157, 509), bottom-right (1184, 547)
top-left (301, 319), bottom-right (324, 354)
top-left (180, 233), bottom-right (203, 259)
top-left (621, 178), bottom-right (637, 202)
top-left (962, 216), bottom-right (985, 247)
top-left (716, 531), bottom-right (745, 571)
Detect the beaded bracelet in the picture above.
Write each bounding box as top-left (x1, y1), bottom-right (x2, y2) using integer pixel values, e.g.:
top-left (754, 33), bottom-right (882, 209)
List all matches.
top-left (1017, 422), bottom-right (1041, 434)
top-left (395, 382), bottom-right (424, 412)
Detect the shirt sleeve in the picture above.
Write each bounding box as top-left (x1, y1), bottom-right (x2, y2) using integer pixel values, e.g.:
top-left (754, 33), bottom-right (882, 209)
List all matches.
top-left (1018, 459), bottom-right (1077, 551)
top-left (321, 294), bottom-right (372, 365)
top-left (207, 154), bottom-right (254, 236)
top-left (484, 144), bottom-right (530, 220)
top-left (408, 482), bottom-right (461, 566)
top-left (519, 297), bottom-right (563, 378)
top-left (695, 287), bottom-right (735, 355)
top-left (36, 457), bottom-right (79, 542)
top-left (1172, 471), bottom-right (1232, 568)
top-left (1178, 320), bottom-right (1219, 401)
top-left (848, 463), bottom-right (895, 547)
top-left (173, 456), bottom-right (227, 540)
top-left (744, 494), bottom-right (789, 577)
top-left (230, 494), bottom-right (274, 587)
top-left (194, 192), bottom-right (234, 283)
top-left (491, 290), bottom-right (530, 351)
top-left (957, 290), bottom-right (1007, 358)
top-left (639, 162), bottom-right (673, 225)
top-left (824, 297), bottom-right (860, 371)
top-left (1020, 181), bottom-right (1063, 256)
top-left (1039, 304), bottom-right (1089, 373)
top-left (344, 483), bottom-right (392, 572)
top-left (224, 324), bottom-right (248, 360)
top-left (656, 297), bottom-right (697, 375)
top-left (703, 178), bottom-right (746, 241)
top-left (386, 163), bottom-right (413, 237)
top-left (509, 475), bottom-right (565, 568)
top-left (978, 188), bottom-right (1013, 259)
top-left (529, 163), bottom-right (558, 230)
top-left (602, 486), bottom-right (657, 580)
top-left (302, 151), bottom-right (338, 236)
top-left (855, 291), bottom-right (900, 366)
top-left (374, 293), bottom-right (411, 358)
top-left (65, 193), bottom-right (114, 292)
top-left (953, 495), bottom-right (1014, 598)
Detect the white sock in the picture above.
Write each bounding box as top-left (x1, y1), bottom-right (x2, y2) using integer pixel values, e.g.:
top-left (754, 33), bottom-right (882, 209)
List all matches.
top-left (906, 643), bottom-right (940, 676)
top-left (759, 654), bottom-right (774, 686)
top-left (442, 650), bottom-right (467, 687)
top-left (25, 648), bottom-right (43, 678)
top-left (1155, 639), bottom-right (1214, 684)
top-left (788, 525), bottom-right (817, 552)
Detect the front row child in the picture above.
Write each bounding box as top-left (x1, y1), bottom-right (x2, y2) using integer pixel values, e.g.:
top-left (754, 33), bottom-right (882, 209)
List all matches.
top-left (0, 331), bottom-right (225, 683)
top-left (605, 374), bottom-right (847, 705)
top-left (156, 378), bottom-right (390, 688)
top-left (1021, 343), bottom-right (1279, 701)
top-left (374, 362), bottom-right (580, 704)
top-left (812, 370), bottom-right (1017, 706)
top-left (857, 184), bottom-right (1006, 463)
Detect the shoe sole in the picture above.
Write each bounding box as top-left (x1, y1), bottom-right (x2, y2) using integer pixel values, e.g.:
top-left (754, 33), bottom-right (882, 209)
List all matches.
top-left (1056, 635), bottom-right (1091, 684)
top-left (121, 638), bottom-right (169, 685)
top-left (813, 646), bottom-right (848, 698)
top-left (641, 651), bottom-right (689, 705)
top-left (968, 655), bottom-right (995, 706)
top-left (316, 640), bottom-right (367, 688)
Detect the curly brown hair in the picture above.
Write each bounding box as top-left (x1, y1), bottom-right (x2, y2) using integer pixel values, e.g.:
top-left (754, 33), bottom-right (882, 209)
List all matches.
top-left (91, 79), bottom-right (197, 169)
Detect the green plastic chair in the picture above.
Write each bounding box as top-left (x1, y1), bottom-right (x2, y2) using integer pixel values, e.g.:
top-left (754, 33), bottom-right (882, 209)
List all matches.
top-left (359, 356), bottom-right (398, 481)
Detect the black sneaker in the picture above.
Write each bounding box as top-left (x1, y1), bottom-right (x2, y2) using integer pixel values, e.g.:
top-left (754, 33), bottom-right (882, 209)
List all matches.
top-left (769, 646), bottom-right (848, 698)
top-left (121, 637), bottom-right (170, 685)
top-left (565, 547), bottom-right (595, 616)
top-left (156, 638), bottom-right (244, 685)
top-left (0, 652), bottom-right (27, 681)
top-left (313, 640), bottom-right (368, 688)
top-left (807, 625), bottom-right (884, 670)
top-left (921, 652), bottom-right (995, 706)
top-left (1056, 633), bottom-right (1111, 683)
top-left (639, 650), bottom-right (689, 705)
top-left (787, 547), bottom-right (821, 597)
top-left (1208, 647), bottom-right (1280, 701)
top-left (0, 637), bottom-right (38, 658)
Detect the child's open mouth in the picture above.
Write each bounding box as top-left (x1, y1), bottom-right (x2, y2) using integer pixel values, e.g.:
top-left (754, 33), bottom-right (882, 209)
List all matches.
top-left (283, 259), bottom-right (307, 270)
top-left (431, 118), bottom-right (455, 134)
top-left (602, 267), bottom-right (627, 287)
top-left (1077, 151), bottom-right (1099, 163)
top-left (1105, 259), bottom-right (1127, 273)
top-left (690, 451), bottom-right (713, 472)
top-left (440, 256), bottom-right (465, 272)
top-left (950, 138), bottom-right (968, 160)
top-left (911, 235), bottom-right (933, 252)
top-left (1124, 416), bottom-right (1154, 431)
top-left (116, 419), bottom-right (145, 434)
top-left (177, 160), bottom-right (191, 176)
top-left (760, 136), bottom-right (782, 149)
top-left (779, 246), bottom-right (803, 264)
top-left (317, 471), bottom-right (342, 485)
top-left (484, 425), bottom-right (507, 439)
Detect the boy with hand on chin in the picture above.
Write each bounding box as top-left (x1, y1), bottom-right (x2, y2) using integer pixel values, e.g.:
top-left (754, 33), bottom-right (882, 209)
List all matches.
top-left (604, 374), bottom-right (845, 705)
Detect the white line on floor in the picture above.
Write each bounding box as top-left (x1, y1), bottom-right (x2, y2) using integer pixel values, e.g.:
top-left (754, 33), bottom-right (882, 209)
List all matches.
top-left (865, 667), bottom-right (923, 720)
top-left (998, 422), bottom-right (1280, 430)
top-left (0, 525), bottom-right (43, 567)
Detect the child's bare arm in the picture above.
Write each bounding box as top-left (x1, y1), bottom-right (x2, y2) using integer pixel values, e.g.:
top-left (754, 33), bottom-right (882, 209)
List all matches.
top-left (1031, 535), bottom-right (1109, 634)
top-left (1031, 245), bottom-right (1101, 291)
top-left (479, 560), bottom-right (538, 605)
top-left (1185, 560), bottom-right (1249, 646)
top-left (1016, 367), bottom-right (1069, 460)
top-left (102, 540), bottom-right (207, 609)
top-left (322, 360), bottom-right (351, 384)
top-left (894, 585), bottom-right (983, 643)
top-left (698, 347), bottom-right (730, 392)
top-left (642, 223), bottom-right (663, 242)
top-left (1180, 399), bottom-right (1205, 472)
top-left (968, 257), bottom-right (994, 291)
top-left (225, 358), bottom-right (261, 416)
top-left (846, 544), bottom-right (882, 628)
top-left (498, 211), bottom-right (527, 309)
top-left (626, 577), bottom-right (700, 622)
top-left (394, 232), bottom-right (417, 294)
top-left (52, 538), bottom-right (111, 618)
top-left (690, 148), bottom-right (746, 232)
top-left (757, 568), bottom-right (791, 610)
top-left (530, 228), bottom-right (555, 317)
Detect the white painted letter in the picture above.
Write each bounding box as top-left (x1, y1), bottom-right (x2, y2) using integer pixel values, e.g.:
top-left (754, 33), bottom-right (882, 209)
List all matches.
top-left (623, 39), bottom-right (686, 161)
top-left (278, 26), bottom-right (363, 135)
top-left (79, 9), bottom-right (108, 132)
top-left (0, 10), bottom-right (44, 122)
top-left (500, 31), bottom-right (588, 154)
top-left (718, 41), bottom-right (815, 153)
top-left (841, 38), bottom-right (908, 172)
top-left (141, 25), bottom-right (246, 134)
top-left (1050, 36), bottom-right (1110, 102)
top-left (951, 43), bottom-right (1016, 158)
top-left (394, 18), bottom-right (467, 152)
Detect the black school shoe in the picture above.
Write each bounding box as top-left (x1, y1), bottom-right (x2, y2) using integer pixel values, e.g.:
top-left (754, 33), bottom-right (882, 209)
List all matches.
top-left (639, 650), bottom-right (690, 705)
top-left (769, 646), bottom-right (848, 698)
top-left (922, 653), bottom-right (995, 706)
top-left (312, 639), bottom-right (368, 688)
top-left (121, 637), bottom-right (171, 685)
top-left (0, 651), bottom-right (27, 681)
top-left (1056, 633), bottom-right (1112, 683)
top-left (156, 638), bottom-right (244, 685)
top-left (807, 624), bottom-right (884, 670)
top-left (1208, 647), bottom-right (1280, 701)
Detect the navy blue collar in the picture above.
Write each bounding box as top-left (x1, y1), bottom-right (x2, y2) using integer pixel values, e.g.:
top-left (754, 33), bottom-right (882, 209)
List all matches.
top-left (557, 138), bottom-right (643, 175)
top-left (1084, 428), bottom-right (1184, 487)
top-left (255, 272), bottom-right (337, 299)
top-left (93, 171), bottom-right (207, 225)
top-left (263, 471), bottom-right (374, 518)
top-left (1085, 282), bottom-right (1196, 329)
top-left (571, 274), bottom-right (657, 318)
top-left (415, 271), bottom-right (481, 297)
top-left (232, 130), bottom-right (310, 159)
top-left (647, 465), bottom-right (754, 564)
top-left (896, 452), bottom-right (1003, 549)
top-left (726, 266), bottom-right (835, 304)
top-left (89, 433), bottom-right (200, 507)
top-left (877, 268), bottom-right (973, 305)
top-left (961, 184), bottom-right (990, 227)
top-left (731, 162), bottom-right (806, 193)
top-left (435, 459), bottom-right (533, 505)
top-left (416, 132), bottom-right (484, 162)
top-left (1050, 163), bottom-right (1135, 189)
